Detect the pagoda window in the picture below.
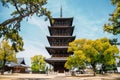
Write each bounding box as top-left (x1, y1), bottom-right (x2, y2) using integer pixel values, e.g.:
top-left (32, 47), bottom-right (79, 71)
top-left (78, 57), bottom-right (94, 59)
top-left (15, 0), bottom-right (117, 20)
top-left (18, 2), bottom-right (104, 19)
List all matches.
top-left (53, 41), bottom-right (55, 46)
top-left (66, 20), bottom-right (71, 26)
top-left (53, 21), bottom-right (57, 26)
top-left (63, 40), bottom-right (65, 46)
top-left (65, 30), bottom-right (68, 35)
top-left (53, 29), bottom-right (57, 36)
top-left (51, 32), bottom-right (53, 36)
top-left (58, 29), bottom-right (61, 35)
top-left (59, 40), bottom-right (60, 46)
top-left (61, 29), bottom-right (63, 35)
top-left (60, 21), bottom-right (62, 25)
top-left (61, 40), bottom-right (64, 46)
top-left (57, 51), bottom-right (60, 54)
top-left (62, 29), bottom-right (65, 35)
top-left (56, 42), bottom-right (59, 46)
top-left (60, 29), bottom-right (63, 35)
top-left (50, 41), bottom-right (52, 46)
top-left (60, 39), bottom-right (62, 46)
top-left (53, 20), bottom-right (72, 26)
top-left (64, 40), bottom-right (66, 46)
top-left (63, 29), bottom-right (66, 35)
top-left (53, 42), bottom-right (56, 45)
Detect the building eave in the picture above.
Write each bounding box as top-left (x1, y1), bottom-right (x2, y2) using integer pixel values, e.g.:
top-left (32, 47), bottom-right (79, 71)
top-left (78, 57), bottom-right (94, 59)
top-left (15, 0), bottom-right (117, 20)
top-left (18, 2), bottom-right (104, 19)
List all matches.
top-left (49, 17), bottom-right (73, 26)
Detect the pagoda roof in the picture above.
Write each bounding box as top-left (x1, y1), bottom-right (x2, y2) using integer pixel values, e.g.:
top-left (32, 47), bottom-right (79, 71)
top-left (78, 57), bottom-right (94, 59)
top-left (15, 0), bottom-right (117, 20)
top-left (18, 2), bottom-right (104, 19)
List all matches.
top-left (45, 46), bottom-right (73, 55)
top-left (47, 36), bottom-right (75, 38)
top-left (46, 57), bottom-right (67, 61)
top-left (48, 27), bottom-right (75, 36)
top-left (51, 17), bottom-right (73, 20)
top-left (45, 57), bottom-right (67, 65)
top-left (48, 26), bottom-right (74, 28)
top-left (47, 36), bottom-right (75, 45)
top-left (46, 46), bottom-right (68, 49)
top-left (49, 17), bottom-right (73, 26)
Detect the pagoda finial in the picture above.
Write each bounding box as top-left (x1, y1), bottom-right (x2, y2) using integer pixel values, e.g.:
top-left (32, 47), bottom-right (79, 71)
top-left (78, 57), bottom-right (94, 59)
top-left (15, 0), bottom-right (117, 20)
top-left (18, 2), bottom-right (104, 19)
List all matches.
top-left (60, 5), bottom-right (62, 18)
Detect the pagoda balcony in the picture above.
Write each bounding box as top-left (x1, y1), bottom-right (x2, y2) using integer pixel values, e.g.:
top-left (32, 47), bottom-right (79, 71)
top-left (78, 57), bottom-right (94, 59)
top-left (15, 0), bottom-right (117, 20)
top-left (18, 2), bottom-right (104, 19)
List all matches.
top-left (52, 53), bottom-right (72, 57)
top-left (50, 17), bottom-right (73, 26)
top-left (47, 36), bottom-right (75, 42)
top-left (48, 26), bottom-right (74, 28)
top-left (47, 36), bottom-right (75, 38)
top-left (46, 46), bottom-right (69, 48)
top-left (48, 26), bottom-right (74, 36)
top-left (45, 57), bottom-right (69, 73)
top-left (45, 57), bottom-right (67, 63)
top-left (47, 36), bottom-right (75, 46)
top-left (46, 46), bottom-right (73, 55)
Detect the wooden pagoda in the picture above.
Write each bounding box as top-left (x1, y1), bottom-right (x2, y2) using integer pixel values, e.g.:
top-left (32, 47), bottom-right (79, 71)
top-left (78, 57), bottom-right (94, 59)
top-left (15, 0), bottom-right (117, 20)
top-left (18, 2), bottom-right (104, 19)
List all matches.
top-left (45, 7), bottom-right (75, 72)
top-left (45, 17), bottom-right (75, 73)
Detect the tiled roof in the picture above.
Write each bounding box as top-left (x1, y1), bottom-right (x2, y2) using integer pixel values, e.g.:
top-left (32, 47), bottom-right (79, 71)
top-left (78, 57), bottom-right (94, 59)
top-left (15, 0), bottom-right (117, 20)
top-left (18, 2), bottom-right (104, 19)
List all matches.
top-left (6, 58), bottom-right (27, 67)
top-left (46, 46), bottom-right (68, 48)
top-left (47, 36), bottom-right (75, 38)
top-left (17, 58), bottom-right (25, 65)
top-left (45, 57), bottom-right (67, 62)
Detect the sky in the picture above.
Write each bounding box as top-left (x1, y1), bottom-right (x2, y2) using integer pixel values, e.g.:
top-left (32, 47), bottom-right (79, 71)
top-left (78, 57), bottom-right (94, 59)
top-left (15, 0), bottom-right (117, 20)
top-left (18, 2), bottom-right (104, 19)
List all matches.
top-left (0, 0), bottom-right (120, 66)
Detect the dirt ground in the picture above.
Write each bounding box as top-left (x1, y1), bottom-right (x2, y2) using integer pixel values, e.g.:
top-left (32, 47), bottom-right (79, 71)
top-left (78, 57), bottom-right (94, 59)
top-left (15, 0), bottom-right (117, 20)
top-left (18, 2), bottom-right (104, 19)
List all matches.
top-left (0, 73), bottom-right (120, 80)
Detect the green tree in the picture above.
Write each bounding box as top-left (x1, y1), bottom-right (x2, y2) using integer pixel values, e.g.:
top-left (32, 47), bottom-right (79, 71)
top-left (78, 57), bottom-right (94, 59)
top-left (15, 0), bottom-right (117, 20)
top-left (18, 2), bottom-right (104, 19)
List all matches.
top-left (65, 50), bottom-right (86, 70)
top-left (95, 38), bottom-right (119, 73)
top-left (65, 38), bottom-right (119, 76)
top-left (0, 40), bottom-right (17, 75)
top-left (31, 55), bottom-right (46, 72)
top-left (0, 0), bottom-right (51, 52)
top-left (103, 0), bottom-right (120, 35)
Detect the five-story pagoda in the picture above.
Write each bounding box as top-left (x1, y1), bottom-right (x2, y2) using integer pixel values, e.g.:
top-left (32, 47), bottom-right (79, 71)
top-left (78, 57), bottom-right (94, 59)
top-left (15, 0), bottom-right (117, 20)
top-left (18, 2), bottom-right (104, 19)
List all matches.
top-left (45, 9), bottom-right (75, 73)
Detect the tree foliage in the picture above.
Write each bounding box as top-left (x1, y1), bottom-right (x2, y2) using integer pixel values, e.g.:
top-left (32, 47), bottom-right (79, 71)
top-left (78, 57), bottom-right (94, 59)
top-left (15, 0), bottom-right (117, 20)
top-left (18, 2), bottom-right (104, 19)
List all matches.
top-left (65, 50), bottom-right (86, 70)
top-left (65, 38), bottom-right (119, 76)
top-left (103, 0), bottom-right (120, 35)
top-left (0, 0), bottom-right (51, 52)
top-left (31, 55), bottom-right (46, 72)
top-left (0, 40), bottom-right (17, 75)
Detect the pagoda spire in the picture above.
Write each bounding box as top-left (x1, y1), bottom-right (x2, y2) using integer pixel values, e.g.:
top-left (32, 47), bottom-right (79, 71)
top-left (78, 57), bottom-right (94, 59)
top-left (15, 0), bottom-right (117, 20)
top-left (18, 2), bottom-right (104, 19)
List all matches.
top-left (60, 5), bottom-right (63, 18)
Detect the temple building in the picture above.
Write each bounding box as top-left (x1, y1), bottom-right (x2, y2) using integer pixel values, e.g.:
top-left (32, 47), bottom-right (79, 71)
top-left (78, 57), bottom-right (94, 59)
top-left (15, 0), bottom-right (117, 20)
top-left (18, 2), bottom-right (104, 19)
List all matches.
top-left (45, 8), bottom-right (75, 73)
top-left (5, 58), bottom-right (29, 73)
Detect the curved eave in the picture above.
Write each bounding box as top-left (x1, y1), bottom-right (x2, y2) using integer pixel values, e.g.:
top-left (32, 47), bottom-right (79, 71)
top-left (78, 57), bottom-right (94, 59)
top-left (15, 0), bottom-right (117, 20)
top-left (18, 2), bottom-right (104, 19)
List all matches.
top-left (47, 36), bottom-right (76, 45)
top-left (48, 26), bottom-right (75, 28)
top-left (48, 26), bottom-right (74, 36)
top-left (47, 36), bottom-right (75, 38)
top-left (49, 17), bottom-right (73, 26)
top-left (45, 57), bottom-right (67, 65)
top-left (47, 36), bottom-right (75, 45)
top-left (46, 46), bottom-right (68, 48)
top-left (46, 46), bottom-right (71, 55)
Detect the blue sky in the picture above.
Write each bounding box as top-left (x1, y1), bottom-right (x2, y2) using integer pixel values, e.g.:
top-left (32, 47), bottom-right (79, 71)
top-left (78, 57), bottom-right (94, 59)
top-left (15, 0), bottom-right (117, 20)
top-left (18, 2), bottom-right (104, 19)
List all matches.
top-left (0, 0), bottom-right (119, 66)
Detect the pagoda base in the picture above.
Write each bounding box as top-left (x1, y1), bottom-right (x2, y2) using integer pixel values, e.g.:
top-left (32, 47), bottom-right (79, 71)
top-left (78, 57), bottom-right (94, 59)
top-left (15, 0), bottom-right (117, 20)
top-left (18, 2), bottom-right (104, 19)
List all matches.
top-left (45, 57), bottom-right (69, 73)
top-left (54, 62), bottom-right (69, 73)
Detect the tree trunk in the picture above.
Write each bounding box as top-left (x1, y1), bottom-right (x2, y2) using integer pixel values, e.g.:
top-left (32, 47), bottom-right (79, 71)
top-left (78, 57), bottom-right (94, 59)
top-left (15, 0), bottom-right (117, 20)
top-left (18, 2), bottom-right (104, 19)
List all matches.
top-left (1, 60), bottom-right (6, 75)
top-left (93, 69), bottom-right (96, 76)
top-left (91, 64), bottom-right (96, 76)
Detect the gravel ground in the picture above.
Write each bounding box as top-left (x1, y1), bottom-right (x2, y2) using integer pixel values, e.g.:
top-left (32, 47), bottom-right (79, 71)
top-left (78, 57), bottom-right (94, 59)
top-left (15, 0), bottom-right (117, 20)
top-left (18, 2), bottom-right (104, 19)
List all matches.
top-left (0, 73), bottom-right (120, 80)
